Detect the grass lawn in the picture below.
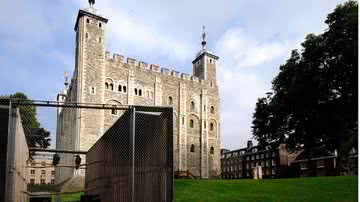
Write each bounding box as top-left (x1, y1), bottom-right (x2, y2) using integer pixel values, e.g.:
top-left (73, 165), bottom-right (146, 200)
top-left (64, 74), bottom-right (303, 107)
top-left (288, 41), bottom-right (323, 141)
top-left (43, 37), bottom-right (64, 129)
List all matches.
top-left (174, 176), bottom-right (358, 202)
top-left (40, 176), bottom-right (357, 201)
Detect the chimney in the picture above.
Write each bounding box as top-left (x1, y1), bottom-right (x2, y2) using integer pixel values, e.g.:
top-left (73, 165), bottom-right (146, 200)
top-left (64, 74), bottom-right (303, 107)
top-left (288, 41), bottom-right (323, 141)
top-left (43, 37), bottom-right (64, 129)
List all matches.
top-left (247, 140), bottom-right (253, 149)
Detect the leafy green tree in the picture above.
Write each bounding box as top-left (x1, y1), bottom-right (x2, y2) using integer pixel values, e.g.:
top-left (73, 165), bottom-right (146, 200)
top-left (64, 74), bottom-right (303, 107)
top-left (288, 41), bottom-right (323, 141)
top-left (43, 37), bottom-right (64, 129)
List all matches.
top-left (252, 1), bottom-right (357, 174)
top-left (10, 92), bottom-right (51, 148)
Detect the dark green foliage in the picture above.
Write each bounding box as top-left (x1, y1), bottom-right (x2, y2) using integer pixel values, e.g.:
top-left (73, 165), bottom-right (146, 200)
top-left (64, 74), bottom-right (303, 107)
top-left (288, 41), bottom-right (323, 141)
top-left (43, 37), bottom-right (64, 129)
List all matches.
top-left (10, 92), bottom-right (51, 148)
top-left (252, 1), bottom-right (357, 173)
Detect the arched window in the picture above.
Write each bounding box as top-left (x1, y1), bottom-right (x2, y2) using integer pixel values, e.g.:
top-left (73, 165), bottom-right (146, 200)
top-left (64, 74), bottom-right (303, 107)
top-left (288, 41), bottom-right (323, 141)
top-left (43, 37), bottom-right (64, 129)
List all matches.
top-left (190, 119), bottom-right (194, 128)
top-left (190, 144), bottom-right (195, 153)
top-left (135, 88), bottom-right (138, 95)
top-left (210, 106), bottom-right (215, 114)
top-left (210, 123), bottom-right (214, 131)
top-left (109, 83), bottom-right (114, 90)
top-left (99, 37), bottom-right (102, 43)
top-left (123, 86), bottom-right (127, 93)
top-left (86, 18), bottom-right (90, 23)
top-left (118, 85), bottom-right (122, 92)
top-left (191, 101), bottom-right (195, 111)
top-left (85, 33), bottom-right (88, 39)
top-left (168, 96), bottom-right (173, 105)
top-left (105, 82), bottom-right (109, 89)
top-left (99, 22), bottom-right (102, 28)
top-left (139, 89), bottom-right (142, 96)
top-left (210, 147), bottom-right (214, 154)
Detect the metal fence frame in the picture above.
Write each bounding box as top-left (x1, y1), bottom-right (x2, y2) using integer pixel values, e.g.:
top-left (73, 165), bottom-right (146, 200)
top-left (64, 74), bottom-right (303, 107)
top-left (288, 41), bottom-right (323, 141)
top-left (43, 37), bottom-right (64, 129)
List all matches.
top-left (2, 99), bottom-right (174, 201)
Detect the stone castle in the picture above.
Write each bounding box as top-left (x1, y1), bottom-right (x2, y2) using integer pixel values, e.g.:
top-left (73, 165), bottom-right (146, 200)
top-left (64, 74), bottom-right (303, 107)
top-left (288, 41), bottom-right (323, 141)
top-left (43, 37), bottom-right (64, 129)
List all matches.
top-left (56, 5), bottom-right (221, 180)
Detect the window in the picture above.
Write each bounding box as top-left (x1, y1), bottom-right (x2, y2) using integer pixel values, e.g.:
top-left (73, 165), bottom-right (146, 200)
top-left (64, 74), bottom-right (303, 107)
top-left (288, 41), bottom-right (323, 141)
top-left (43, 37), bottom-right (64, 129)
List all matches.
top-left (190, 119), bottom-right (194, 128)
top-left (30, 170), bottom-right (35, 175)
top-left (317, 160), bottom-right (325, 168)
top-left (40, 179), bottom-right (45, 184)
top-left (109, 83), bottom-right (113, 90)
top-left (300, 162), bottom-right (308, 170)
top-left (86, 18), bottom-right (90, 23)
top-left (190, 144), bottom-right (195, 153)
top-left (182, 117), bottom-right (184, 125)
top-left (272, 168), bottom-right (276, 175)
top-left (91, 87), bottom-right (95, 94)
top-left (266, 161), bottom-right (270, 166)
top-left (256, 155), bottom-right (259, 159)
top-left (41, 170), bottom-right (45, 175)
top-left (204, 121), bottom-right (206, 129)
top-left (85, 32), bottom-right (88, 39)
top-left (41, 161), bottom-right (46, 166)
top-left (191, 101), bottom-right (195, 111)
top-left (105, 82), bottom-right (109, 89)
top-left (135, 88), bottom-right (138, 95)
top-left (99, 22), bottom-right (102, 28)
top-left (123, 86), bottom-right (127, 93)
top-left (272, 159), bottom-right (276, 166)
top-left (261, 154), bottom-right (264, 159)
top-left (168, 96), bottom-right (173, 105)
top-left (139, 89), bottom-right (142, 96)
top-left (246, 163), bottom-right (250, 169)
top-left (30, 179), bottom-right (35, 184)
top-left (51, 179), bottom-right (55, 184)
top-left (261, 161), bottom-right (265, 167)
top-left (210, 59), bottom-right (212, 63)
top-left (210, 106), bottom-right (215, 114)
top-left (118, 85), bottom-right (122, 92)
top-left (99, 37), bottom-right (102, 43)
top-left (51, 171), bottom-right (55, 176)
top-left (266, 153), bottom-right (270, 158)
top-left (204, 105), bottom-right (206, 111)
top-left (210, 147), bottom-right (214, 154)
top-left (210, 81), bottom-right (213, 87)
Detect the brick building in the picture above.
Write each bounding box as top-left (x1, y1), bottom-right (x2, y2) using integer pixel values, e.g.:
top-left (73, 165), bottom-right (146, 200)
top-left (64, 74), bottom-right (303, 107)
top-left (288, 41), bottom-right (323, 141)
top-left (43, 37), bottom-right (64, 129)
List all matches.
top-left (56, 4), bottom-right (221, 183)
top-left (221, 141), bottom-right (289, 179)
top-left (28, 153), bottom-right (55, 185)
top-left (290, 148), bottom-right (358, 177)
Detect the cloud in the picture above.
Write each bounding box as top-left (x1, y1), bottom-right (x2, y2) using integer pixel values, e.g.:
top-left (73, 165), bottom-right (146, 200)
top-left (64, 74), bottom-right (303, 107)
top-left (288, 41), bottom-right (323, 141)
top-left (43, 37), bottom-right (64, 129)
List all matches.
top-left (216, 28), bottom-right (290, 68)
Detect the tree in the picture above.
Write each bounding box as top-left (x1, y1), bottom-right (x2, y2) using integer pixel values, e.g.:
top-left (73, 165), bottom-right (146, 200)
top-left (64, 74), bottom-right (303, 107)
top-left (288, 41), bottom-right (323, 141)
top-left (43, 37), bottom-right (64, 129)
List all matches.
top-left (252, 1), bottom-right (357, 174)
top-left (10, 92), bottom-right (51, 148)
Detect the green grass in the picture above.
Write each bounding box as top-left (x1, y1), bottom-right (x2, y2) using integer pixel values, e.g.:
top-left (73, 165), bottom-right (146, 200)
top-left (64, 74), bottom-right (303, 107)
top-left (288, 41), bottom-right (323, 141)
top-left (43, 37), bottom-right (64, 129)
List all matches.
top-left (36, 176), bottom-right (357, 201)
top-left (174, 176), bottom-right (358, 202)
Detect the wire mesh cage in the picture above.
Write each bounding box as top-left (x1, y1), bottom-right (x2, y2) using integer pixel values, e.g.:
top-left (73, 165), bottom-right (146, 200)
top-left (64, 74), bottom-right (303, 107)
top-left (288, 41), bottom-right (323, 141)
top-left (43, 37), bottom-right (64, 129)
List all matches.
top-left (0, 98), bottom-right (173, 202)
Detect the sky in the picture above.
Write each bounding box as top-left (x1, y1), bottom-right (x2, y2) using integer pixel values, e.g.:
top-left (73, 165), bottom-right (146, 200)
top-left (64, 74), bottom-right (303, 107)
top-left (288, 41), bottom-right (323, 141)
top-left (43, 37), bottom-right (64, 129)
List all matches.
top-left (0, 0), bottom-right (346, 150)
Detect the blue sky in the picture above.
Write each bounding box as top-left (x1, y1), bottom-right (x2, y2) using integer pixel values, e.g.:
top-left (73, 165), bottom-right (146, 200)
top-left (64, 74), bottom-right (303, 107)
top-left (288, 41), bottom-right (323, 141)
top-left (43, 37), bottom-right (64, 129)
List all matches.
top-left (0, 0), bottom-right (345, 149)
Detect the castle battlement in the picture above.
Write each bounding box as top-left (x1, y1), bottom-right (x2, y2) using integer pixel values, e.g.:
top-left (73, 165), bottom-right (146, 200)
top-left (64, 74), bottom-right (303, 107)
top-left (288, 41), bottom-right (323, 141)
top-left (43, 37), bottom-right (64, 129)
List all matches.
top-left (161, 68), bottom-right (171, 75)
top-left (105, 51), bottom-right (208, 84)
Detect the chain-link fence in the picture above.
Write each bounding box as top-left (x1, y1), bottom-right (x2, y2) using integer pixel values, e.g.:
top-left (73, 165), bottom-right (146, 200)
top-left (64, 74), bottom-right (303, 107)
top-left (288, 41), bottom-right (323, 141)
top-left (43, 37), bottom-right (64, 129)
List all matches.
top-left (0, 98), bottom-right (173, 202)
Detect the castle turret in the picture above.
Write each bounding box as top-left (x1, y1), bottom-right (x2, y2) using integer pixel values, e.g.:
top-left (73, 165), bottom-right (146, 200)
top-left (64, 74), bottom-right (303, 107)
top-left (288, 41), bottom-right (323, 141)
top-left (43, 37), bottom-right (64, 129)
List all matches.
top-left (192, 26), bottom-right (219, 87)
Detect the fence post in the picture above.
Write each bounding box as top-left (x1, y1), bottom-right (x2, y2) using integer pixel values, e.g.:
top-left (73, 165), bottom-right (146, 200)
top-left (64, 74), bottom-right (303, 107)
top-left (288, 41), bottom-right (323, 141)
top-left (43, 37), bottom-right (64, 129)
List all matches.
top-left (130, 106), bottom-right (136, 202)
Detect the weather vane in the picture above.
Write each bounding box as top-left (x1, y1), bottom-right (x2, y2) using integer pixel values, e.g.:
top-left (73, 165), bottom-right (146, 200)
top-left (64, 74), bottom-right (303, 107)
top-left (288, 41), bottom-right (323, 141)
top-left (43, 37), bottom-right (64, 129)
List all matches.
top-left (88, 0), bottom-right (95, 7)
top-left (201, 25), bottom-right (207, 49)
top-left (64, 71), bottom-right (69, 86)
